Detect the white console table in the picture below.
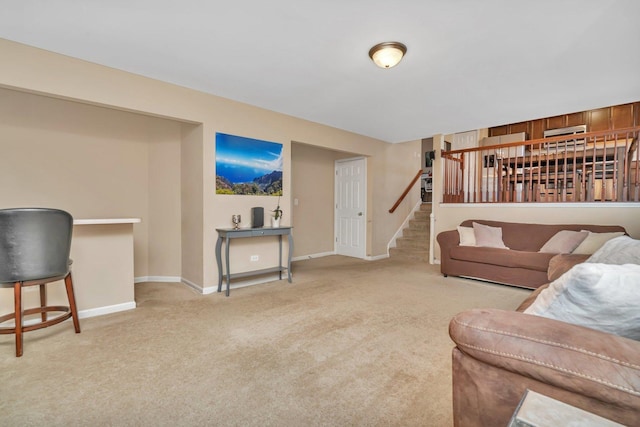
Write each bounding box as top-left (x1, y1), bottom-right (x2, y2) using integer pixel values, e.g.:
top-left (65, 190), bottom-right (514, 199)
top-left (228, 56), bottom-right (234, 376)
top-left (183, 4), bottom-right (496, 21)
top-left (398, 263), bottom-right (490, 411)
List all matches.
top-left (215, 226), bottom-right (293, 297)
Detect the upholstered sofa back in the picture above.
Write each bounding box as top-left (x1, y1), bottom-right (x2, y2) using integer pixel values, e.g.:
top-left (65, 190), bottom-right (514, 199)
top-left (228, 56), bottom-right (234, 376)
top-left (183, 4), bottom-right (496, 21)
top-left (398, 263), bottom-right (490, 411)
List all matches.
top-left (458, 220), bottom-right (626, 252)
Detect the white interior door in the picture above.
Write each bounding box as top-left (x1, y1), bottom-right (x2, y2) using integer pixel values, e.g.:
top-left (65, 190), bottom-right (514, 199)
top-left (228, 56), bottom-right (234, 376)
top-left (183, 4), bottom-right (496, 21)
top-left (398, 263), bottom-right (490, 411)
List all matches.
top-left (335, 157), bottom-right (366, 258)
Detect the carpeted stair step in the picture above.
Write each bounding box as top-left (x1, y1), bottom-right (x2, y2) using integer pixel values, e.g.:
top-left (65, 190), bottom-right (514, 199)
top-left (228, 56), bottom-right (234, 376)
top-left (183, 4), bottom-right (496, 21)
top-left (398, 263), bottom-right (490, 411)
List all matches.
top-left (413, 210), bottom-right (430, 221)
top-left (390, 203), bottom-right (432, 261)
top-left (408, 219), bottom-right (429, 230)
top-left (420, 203), bottom-right (433, 212)
top-left (396, 237), bottom-right (429, 250)
top-left (389, 247), bottom-right (430, 262)
top-left (403, 228), bottom-right (429, 239)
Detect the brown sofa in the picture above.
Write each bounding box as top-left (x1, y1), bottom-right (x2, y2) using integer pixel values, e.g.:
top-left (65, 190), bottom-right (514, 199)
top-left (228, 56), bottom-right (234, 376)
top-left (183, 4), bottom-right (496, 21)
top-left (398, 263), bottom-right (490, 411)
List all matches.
top-left (437, 220), bottom-right (626, 289)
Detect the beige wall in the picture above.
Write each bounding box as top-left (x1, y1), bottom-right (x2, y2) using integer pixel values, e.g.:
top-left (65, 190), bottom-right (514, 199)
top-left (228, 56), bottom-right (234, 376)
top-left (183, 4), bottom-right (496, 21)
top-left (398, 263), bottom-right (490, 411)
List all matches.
top-left (180, 124), bottom-right (204, 286)
top-left (0, 39), bottom-right (420, 292)
top-left (148, 122), bottom-right (182, 278)
top-left (378, 140), bottom-right (423, 241)
top-left (0, 87), bottom-right (185, 278)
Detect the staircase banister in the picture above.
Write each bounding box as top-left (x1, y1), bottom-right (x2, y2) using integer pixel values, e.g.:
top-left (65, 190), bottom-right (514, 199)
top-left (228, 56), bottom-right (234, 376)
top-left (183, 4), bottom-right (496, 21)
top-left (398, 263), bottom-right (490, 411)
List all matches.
top-left (389, 169), bottom-right (423, 214)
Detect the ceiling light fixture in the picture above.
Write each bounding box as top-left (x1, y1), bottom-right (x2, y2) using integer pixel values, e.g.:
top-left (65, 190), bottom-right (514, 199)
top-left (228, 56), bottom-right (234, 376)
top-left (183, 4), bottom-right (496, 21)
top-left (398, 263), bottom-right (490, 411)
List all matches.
top-left (368, 42), bottom-right (407, 69)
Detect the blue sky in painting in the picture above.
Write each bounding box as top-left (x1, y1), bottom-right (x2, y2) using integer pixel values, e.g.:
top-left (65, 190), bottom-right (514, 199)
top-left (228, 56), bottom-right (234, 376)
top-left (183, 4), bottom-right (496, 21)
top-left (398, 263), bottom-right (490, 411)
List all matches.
top-left (215, 133), bottom-right (283, 184)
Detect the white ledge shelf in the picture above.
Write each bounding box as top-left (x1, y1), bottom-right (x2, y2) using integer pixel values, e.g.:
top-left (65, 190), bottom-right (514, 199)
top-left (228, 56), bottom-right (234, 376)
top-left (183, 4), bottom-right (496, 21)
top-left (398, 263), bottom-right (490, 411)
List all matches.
top-left (73, 218), bottom-right (142, 225)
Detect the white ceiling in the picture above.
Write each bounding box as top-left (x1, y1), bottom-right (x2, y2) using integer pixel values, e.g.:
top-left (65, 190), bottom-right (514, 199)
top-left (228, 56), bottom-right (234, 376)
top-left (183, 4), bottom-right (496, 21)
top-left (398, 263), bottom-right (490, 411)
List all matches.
top-left (1, 1), bottom-right (639, 143)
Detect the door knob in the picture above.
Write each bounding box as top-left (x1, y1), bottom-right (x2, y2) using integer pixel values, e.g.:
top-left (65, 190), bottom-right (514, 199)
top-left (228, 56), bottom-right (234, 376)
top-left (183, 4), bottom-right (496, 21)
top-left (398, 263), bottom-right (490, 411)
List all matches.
top-left (358, 212), bottom-right (363, 216)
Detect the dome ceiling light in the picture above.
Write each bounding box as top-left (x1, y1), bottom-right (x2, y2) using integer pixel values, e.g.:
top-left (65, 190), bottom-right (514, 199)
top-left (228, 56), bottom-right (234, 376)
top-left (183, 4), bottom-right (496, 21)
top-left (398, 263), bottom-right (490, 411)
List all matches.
top-left (368, 42), bottom-right (407, 69)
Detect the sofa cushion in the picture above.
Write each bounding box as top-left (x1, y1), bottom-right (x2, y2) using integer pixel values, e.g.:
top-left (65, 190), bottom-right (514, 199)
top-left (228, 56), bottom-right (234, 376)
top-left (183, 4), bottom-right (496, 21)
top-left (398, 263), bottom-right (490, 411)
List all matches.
top-left (450, 246), bottom-right (555, 272)
top-left (572, 231), bottom-right (625, 255)
top-left (586, 235), bottom-right (640, 264)
top-left (524, 263), bottom-right (640, 341)
top-left (538, 230), bottom-right (588, 254)
top-left (472, 222), bottom-right (508, 249)
top-left (457, 226), bottom-right (476, 246)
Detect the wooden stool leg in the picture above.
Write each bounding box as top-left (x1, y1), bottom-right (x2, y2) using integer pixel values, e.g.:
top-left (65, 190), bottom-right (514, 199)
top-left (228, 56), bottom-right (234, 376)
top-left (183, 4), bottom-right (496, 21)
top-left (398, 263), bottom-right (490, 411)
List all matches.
top-left (39, 283), bottom-right (47, 322)
top-left (64, 273), bottom-right (81, 333)
top-left (14, 282), bottom-right (23, 357)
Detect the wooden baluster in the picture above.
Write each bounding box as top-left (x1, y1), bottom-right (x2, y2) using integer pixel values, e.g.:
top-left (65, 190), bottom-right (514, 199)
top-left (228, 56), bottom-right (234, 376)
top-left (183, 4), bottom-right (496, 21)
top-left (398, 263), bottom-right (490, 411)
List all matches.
top-left (527, 143), bottom-right (534, 202)
top-left (542, 144), bottom-right (549, 202)
top-left (583, 135), bottom-right (590, 201)
top-left (465, 152), bottom-right (471, 203)
top-left (552, 142), bottom-right (556, 202)
top-left (621, 132), bottom-right (629, 202)
top-left (471, 152), bottom-right (476, 203)
top-left (458, 155), bottom-right (464, 202)
top-left (600, 136), bottom-right (607, 201)
top-left (592, 135), bottom-right (599, 201)
top-left (568, 142), bottom-right (574, 201)
top-left (629, 130), bottom-right (636, 201)
top-left (612, 135), bottom-right (617, 200)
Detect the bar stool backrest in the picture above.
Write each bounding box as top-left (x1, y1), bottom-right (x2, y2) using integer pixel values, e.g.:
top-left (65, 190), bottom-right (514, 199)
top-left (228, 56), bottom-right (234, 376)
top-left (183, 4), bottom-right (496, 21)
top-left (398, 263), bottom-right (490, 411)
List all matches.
top-left (0, 208), bottom-right (73, 283)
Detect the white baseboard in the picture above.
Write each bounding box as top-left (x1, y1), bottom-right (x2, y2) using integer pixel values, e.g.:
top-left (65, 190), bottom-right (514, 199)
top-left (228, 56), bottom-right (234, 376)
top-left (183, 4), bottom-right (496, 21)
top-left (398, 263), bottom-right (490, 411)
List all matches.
top-left (78, 301), bottom-right (136, 319)
top-left (201, 285), bottom-right (218, 295)
top-left (182, 274), bottom-right (284, 295)
top-left (292, 251), bottom-right (335, 261)
top-left (214, 274), bottom-right (282, 294)
top-left (17, 302), bottom-right (136, 324)
top-left (292, 251), bottom-right (387, 262)
top-left (180, 277), bottom-right (204, 293)
top-left (134, 275), bottom-right (181, 283)
top-left (136, 275), bottom-right (287, 295)
top-left (0, 301), bottom-right (136, 328)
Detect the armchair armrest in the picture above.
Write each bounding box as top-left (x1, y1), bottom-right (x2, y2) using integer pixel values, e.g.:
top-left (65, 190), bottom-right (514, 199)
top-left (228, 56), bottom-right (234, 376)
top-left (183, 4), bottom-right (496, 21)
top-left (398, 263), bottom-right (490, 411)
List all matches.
top-left (436, 229), bottom-right (460, 273)
top-left (436, 229), bottom-right (460, 250)
top-left (547, 253), bottom-right (590, 281)
top-left (449, 309), bottom-right (640, 409)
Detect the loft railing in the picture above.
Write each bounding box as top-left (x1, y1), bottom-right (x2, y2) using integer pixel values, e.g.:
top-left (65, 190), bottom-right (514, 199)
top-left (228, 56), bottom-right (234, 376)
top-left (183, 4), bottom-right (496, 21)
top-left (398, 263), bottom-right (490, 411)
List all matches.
top-left (389, 170), bottom-right (423, 213)
top-left (442, 127), bottom-right (640, 203)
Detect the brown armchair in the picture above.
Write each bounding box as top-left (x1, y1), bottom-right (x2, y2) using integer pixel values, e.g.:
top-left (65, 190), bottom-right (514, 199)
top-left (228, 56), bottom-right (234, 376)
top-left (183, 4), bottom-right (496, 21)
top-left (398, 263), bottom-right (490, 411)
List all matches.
top-left (449, 304), bottom-right (640, 426)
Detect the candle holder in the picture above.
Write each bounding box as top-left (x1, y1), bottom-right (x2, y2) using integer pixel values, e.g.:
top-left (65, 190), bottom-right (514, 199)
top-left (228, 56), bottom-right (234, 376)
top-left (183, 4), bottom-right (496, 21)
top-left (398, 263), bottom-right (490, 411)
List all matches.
top-left (231, 214), bottom-right (241, 230)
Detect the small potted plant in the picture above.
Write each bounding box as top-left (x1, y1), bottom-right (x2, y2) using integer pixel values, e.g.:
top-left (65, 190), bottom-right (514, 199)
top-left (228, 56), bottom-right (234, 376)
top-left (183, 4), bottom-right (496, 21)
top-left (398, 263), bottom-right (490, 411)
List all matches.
top-left (271, 196), bottom-right (283, 227)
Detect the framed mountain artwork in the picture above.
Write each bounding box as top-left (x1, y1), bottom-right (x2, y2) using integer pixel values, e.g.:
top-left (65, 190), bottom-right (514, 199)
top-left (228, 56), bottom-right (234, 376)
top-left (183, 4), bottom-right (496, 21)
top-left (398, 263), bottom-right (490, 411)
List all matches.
top-left (215, 132), bottom-right (283, 196)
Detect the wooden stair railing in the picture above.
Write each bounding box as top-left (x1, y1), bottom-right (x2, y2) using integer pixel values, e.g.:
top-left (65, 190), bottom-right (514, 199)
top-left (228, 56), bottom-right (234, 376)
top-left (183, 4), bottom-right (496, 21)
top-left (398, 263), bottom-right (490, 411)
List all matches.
top-left (441, 126), bottom-right (640, 203)
top-left (389, 170), bottom-right (423, 213)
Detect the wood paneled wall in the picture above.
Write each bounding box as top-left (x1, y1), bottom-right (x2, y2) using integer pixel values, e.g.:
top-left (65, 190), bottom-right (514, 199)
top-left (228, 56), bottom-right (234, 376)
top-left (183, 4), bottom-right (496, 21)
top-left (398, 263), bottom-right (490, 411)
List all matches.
top-left (489, 102), bottom-right (640, 139)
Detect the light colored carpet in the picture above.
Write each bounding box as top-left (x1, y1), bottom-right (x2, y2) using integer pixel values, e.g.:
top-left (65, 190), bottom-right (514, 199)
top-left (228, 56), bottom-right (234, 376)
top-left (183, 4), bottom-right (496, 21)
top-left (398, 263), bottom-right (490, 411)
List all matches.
top-left (0, 256), bottom-right (530, 426)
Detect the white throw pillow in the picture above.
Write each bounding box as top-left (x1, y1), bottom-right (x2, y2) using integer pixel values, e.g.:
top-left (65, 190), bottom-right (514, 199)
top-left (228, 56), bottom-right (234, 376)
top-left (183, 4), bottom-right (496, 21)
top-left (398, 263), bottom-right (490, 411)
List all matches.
top-left (457, 226), bottom-right (476, 246)
top-left (524, 263), bottom-right (640, 340)
top-left (472, 222), bottom-right (509, 249)
top-left (538, 230), bottom-right (588, 254)
top-left (586, 235), bottom-right (640, 265)
top-left (572, 231), bottom-right (625, 255)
